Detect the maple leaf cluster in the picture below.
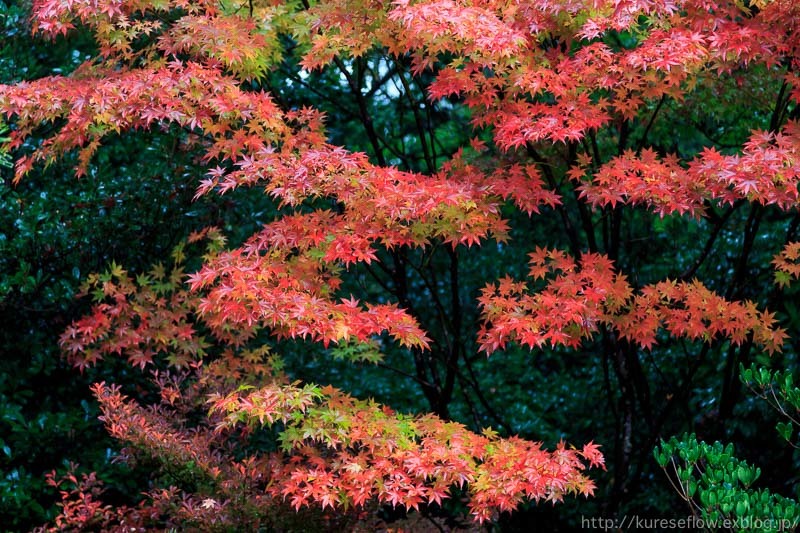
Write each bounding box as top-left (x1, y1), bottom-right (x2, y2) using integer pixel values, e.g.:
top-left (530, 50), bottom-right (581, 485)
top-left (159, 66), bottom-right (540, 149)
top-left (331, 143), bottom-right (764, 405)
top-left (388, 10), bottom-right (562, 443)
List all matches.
top-left (211, 382), bottom-right (604, 523)
top-left (772, 241), bottom-right (800, 288)
top-left (44, 327), bottom-right (603, 527)
top-left (60, 258), bottom-right (207, 371)
top-left (478, 248), bottom-right (787, 354)
top-left (578, 126), bottom-right (800, 217)
top-left (38, 374), bottom-right (601, 528)
top-left (47, 238), bottom-right (601, 527)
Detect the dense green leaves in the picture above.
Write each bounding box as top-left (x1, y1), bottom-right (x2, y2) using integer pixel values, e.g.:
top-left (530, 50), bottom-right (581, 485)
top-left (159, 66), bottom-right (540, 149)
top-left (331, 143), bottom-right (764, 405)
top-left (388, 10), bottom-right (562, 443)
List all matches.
top-left (656, 434), bottom-right (800, 532)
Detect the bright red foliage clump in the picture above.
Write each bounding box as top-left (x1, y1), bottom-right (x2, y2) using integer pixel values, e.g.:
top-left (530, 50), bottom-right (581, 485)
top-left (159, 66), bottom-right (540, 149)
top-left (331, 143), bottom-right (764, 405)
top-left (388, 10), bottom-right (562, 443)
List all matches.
top-left (478, 248), bottom-right (786, 353)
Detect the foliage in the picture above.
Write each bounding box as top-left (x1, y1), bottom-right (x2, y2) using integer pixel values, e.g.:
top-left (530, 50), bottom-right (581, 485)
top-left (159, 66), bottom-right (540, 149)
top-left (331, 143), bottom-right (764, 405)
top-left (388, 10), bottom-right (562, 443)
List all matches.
top-left (653, 260), bottom-right (800, 532)
top-left (741, 362), bottom-right (800, 447)
top-left (49, 234), bottom-right (602, 527)
top-left (0, 120), bottom-right (9, 169)
top-left (4, 0), bottom-right (800, 529)
top-left (477, 249), bottom-right (785, 353)
top-left (655, 434), bottom-right (800, 532)
top-left (0, 2), bottom-right (276, 527)
top-left (773, 241), bottom-right (800, 289)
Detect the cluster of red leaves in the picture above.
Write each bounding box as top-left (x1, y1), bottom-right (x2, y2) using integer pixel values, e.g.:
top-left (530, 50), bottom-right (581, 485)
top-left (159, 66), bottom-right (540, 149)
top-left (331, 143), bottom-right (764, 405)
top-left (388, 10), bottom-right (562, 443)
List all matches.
top-left (478, 249), bottom-right (631, 352)
top-left (185, 146), bottom-right (514, 349)
top-left (38, 342), bottom-right (375, 531)
top-left (158, 13), bottom-right (282, 79)
top-left (6, 0), bottom-right (800, 218)
top-left (59, 259), bottom-right (208, 371)
top-left (390, 0), bottom-right (528, 59)
top-left (39, 356), bottom-right (602, 528)
top-left (610, 280), bottom-right (786, 352)
top-left (392, 0), bottom-right (800, 186)
top-left (479, 248), bottom-right (787, 354)
top-left (772, 241), bottom-right (800, 288)
top-left (578, 124), bottom-right (800, 216)
top-left (39, 464), bottom-right (269, 533)
top-left (4, 0), bottom-right (517, 357)
top-left (0, 61), bottom-right (294, 180)
top-left (482, 164), bottom-right (561, 216)
top-left (93, 381), bottom-right (228, 481)
top-left (31, 0), bottom-right (282, 72)
top-left (39, 469), bottom-right (121, 532)
top-left (438, 146), bottom-right (562, 216)
top-left (37, 347), bottom-right (286, 531)
top-left (211, 382), bottom-right (604, 524)
top-left (191, 245), bottom-right (434, 349)
top-left (51, 240), bottom-right (602, 526)
top-left (197, 145), bottom-right (508, 248)
top-left (31, 0), bottom-right (200, 44)
top-left (38, 373), bottom-right (291, 530)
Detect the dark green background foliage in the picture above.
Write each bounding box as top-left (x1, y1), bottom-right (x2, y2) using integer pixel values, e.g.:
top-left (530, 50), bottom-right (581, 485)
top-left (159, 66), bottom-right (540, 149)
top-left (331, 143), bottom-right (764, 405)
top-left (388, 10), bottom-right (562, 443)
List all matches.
top-left (3, 1), bottom-right (800, 530)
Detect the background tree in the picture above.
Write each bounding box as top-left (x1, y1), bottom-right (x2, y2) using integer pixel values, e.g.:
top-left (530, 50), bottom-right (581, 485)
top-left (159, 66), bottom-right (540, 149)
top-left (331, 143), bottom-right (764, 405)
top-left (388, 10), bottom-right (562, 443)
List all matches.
top-left (0, 1), bottom-right (276, 527)
top-left (3, 0), bottom-right (800, 530)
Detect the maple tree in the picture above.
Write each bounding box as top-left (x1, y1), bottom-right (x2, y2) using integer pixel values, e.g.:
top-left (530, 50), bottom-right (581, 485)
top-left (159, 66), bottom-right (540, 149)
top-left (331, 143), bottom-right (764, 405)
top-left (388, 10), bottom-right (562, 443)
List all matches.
top-left (4, 0), bottom-right (800, 528)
